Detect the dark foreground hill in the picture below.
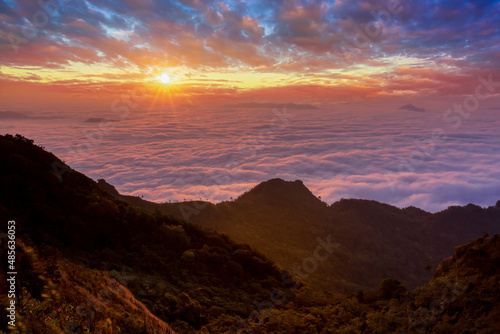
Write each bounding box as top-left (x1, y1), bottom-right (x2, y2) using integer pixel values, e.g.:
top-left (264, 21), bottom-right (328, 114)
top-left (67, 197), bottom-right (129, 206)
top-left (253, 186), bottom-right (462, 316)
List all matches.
top-left (0, 134), bottom-right (294, 333)
top-left (240, 233), bottom-right (500, 333)
top-left (99, 178), bottom-right (500, 293)
top-left (1, 134), bottom-right (500, 333)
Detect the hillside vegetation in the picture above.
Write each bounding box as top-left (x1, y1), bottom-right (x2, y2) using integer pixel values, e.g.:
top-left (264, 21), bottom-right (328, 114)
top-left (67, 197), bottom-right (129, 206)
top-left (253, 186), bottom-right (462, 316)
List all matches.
top-left (1, 134), bottom-right (500, 333)
top-left (99, 178), bottom-right (500, 293)
top-left (0, 134), bottom-right (293, 333)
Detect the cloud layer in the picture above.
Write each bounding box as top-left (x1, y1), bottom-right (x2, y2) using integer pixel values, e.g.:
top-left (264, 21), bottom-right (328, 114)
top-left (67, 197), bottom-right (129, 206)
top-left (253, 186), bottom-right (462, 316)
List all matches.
top-left (2, 0), bottom-right (499, 69)
top-left (2, 104), bottom-right (500, 213)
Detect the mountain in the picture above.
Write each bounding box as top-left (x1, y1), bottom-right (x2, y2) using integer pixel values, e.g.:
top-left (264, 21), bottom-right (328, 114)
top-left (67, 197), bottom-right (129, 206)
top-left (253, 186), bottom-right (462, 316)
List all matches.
top-left (0, 244), bottom-right (175, 333)
top-left (98, 179), bottom-right (500, 294)
top-left (399, 103), bottom-right (426, 112)
top-left (237, 233), bottom-right (500, 333)
top-left (0, 134), bottom-right (295, 333)
top-left (2, 134), bottom-right (500, 333)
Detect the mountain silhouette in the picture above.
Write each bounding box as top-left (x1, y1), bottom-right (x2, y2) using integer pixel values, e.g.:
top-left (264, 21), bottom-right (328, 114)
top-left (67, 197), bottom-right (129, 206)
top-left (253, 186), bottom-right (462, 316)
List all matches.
top-left (0, 134), bottom-right (289, 333)
top-left (98, 178), bottom-right (500, 293)
top-left (2, 133), bottom-right (500, 333)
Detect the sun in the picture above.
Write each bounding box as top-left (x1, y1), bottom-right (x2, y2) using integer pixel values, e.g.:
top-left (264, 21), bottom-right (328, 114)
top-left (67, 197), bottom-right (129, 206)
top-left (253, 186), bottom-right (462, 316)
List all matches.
top-left (148, 71), bottom-right (183, 111)
top-left (157, 73), bottom-right (171, 84)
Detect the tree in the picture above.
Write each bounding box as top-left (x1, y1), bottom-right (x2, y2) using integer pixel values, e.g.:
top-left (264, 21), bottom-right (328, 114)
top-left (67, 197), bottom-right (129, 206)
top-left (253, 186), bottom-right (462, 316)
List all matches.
top-left (378, 278), bottom-right (406, 300)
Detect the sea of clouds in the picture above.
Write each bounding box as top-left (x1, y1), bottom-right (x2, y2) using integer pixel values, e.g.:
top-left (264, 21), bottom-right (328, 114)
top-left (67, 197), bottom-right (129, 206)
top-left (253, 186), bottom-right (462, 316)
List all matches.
top-left (1, 105), bottom-right (499, 212)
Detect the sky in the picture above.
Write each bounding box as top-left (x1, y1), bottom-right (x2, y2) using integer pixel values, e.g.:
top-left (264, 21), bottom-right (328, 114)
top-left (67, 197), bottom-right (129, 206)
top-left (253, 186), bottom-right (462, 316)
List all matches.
top-left (1, 0), bottom-right (500, 211)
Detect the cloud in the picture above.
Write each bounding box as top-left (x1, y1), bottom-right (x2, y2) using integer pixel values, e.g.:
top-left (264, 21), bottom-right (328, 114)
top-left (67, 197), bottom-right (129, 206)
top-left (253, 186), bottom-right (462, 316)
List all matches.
top-left (1, 0), bottom-right (500, 213)
top-left (2, 105), bottom-right (500, 213)
top-left (222, 102), bottom-right (319, 109)
top-left (85, 117), bottom-right (119, 123)
top-left (0, 0), bottom-right (499, 117)
top-left (0, 0), bottom-right (499, 76)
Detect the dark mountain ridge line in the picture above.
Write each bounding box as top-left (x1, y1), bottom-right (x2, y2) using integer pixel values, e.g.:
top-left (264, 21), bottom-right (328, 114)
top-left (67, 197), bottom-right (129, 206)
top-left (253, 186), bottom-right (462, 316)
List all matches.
top-left (99, 177), bottom-right (500, 216)
top-left (97, 178), bottom-right (500, 294)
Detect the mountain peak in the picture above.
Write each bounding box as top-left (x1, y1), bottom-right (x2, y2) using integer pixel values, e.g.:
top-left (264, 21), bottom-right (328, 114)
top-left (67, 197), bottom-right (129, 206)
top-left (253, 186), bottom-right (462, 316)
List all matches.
top-left (247, 178), bottom-right (306, 193)
top-left (97, 179), bottom-right (120, 196)
top-left (257, 178), bottom-right (305, 190)
top-left (236, 178), bottom-right (322, 206)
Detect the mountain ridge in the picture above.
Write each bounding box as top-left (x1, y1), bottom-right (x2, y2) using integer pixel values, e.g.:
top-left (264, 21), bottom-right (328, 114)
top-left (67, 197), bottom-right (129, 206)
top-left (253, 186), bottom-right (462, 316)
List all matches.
top-left (97, 178), bottom-right (500, 293)
top-left (2, 134), bottom-right (500, 333)
top-left (0, 134), bottom-right (293, 333)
